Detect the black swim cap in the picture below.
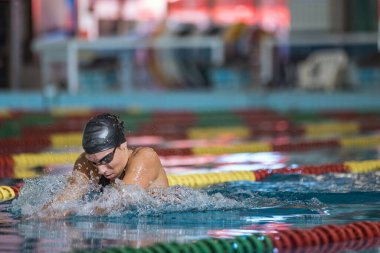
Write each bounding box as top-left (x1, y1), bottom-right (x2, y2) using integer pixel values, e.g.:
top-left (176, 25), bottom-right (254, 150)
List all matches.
top-left (82, 113), bottom-right (125, 154)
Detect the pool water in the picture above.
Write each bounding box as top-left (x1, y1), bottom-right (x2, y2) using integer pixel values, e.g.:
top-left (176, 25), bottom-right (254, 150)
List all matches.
top-left (1, 147), bottom-right (380, 252)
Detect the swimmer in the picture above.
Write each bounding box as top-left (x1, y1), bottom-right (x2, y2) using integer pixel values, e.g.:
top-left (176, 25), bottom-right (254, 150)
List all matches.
top-left (43, 113), bottom-right (168, 217)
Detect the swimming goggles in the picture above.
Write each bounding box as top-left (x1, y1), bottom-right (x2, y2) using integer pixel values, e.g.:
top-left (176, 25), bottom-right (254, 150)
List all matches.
top-left (91, 146), bottom-right (117, 166)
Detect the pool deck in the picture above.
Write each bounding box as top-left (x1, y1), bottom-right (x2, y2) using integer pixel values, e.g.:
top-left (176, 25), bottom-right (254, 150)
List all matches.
top-left (1, 90), bottom-right (380, 112)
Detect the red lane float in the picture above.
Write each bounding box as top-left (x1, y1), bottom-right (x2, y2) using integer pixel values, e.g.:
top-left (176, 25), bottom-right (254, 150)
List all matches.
top-left (0, 136), bottom-right (51, 154)
top-left (0, 155), bottom-right (14, 177)
top-left (268, 221), bottom-right (380, 252)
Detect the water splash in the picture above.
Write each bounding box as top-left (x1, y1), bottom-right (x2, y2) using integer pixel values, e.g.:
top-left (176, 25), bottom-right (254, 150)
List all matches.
top-left (10, 173), bottom-right (327, 219)
top-left (11, 175), bottom-right (68, 217)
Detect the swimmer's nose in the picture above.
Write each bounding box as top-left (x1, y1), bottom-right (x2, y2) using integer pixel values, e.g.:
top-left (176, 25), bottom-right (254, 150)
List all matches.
top-left (97, 165), bottom-right (107, 175)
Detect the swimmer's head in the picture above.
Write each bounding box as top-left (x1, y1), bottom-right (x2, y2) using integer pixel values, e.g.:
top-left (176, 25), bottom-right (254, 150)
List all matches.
top-left (82, 113), bottom-right (125, 154)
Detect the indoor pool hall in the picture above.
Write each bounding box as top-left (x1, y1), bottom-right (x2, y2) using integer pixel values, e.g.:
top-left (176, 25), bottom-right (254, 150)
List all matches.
top-left (1, 0), bottom-right (380, 252)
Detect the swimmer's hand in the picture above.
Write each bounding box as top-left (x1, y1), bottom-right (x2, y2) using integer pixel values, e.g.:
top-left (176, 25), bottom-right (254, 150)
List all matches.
top-left (62, 209), bottom-right (76, 217)
top-left (94, 206), bottom-right (107, 215)
top-left (39, 208), bottom-right (76, 221)
top-left (22, 207), bottom-right (75, 221)
top-left (32, 200), bottom-right (77, 220)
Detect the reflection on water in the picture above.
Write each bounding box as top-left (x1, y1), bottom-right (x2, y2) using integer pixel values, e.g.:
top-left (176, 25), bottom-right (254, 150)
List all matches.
top-left (1, 199), bottom-right (379, 252)
top-left (2, 203), bottom-right (326, 252)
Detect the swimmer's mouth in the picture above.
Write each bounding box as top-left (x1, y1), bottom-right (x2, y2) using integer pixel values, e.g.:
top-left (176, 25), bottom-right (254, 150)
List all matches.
top-left (104, 174), bottom-right (113, 179)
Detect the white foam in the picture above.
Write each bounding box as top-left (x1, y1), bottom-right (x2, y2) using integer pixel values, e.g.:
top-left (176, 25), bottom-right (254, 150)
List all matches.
top-left (11, 175), bottom-right (249, 219)
top-left (11, 173), bottom-right (333, 219)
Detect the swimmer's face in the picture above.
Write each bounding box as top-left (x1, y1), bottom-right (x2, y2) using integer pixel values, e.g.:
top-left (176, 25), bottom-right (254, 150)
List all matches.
top-left (86, 144), bottom-right (125, 180)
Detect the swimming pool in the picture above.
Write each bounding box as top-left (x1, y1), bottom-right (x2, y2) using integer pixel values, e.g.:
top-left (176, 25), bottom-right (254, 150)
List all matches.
top-left (0, 109), bottom-right (380, 252)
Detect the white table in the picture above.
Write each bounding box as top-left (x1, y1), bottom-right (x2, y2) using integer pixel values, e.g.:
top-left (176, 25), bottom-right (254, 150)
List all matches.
top-left (32, 36), bottom-right (225, 95)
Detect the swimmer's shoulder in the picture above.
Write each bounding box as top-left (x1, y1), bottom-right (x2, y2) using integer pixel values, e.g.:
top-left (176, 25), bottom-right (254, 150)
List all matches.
top-left (131, 147), bottom-right (159, 160)
top-left (73, 152), bottom-right (90, 170)
top-left (73, 152), bottom-right (99, 180)
top-left (127, 147), bottom-right (167, 187)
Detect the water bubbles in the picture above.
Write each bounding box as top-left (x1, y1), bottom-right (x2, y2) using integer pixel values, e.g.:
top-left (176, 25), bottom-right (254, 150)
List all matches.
top-left (73, 183), bottom-right (247, 217)
top-left (11, 174), bottom-right (68, 217)
top-left (10, 175), bottom-right (267, 219)
top-left (13, 170), bottom-right (376, 219)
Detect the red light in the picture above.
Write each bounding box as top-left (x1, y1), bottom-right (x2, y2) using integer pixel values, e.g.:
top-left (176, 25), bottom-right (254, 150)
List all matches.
top-left (259, 5), bottom-right (290, 31)
top-left (168, 0), bottom-right (210, 24)
top-left (212, 5), bottom-right (258, 25)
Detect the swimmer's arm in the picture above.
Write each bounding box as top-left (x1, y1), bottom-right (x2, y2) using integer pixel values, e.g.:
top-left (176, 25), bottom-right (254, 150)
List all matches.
top-left (48, 153), bottom-right (93, 206)
top-left (122, 147), bottom-right (166, 189)
top-left (43, 171), bottom-right (90, 209)
top-left (54, 171), bottom-right (90, 202)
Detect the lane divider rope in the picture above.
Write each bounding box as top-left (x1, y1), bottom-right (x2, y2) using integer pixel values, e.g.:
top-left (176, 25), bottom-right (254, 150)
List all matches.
top-left (66, 221), bottom-right (380, 253)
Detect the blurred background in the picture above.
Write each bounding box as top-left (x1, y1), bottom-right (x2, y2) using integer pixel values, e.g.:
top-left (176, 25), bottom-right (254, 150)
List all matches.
top-left (0, 0), bottom-right (380, 111)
